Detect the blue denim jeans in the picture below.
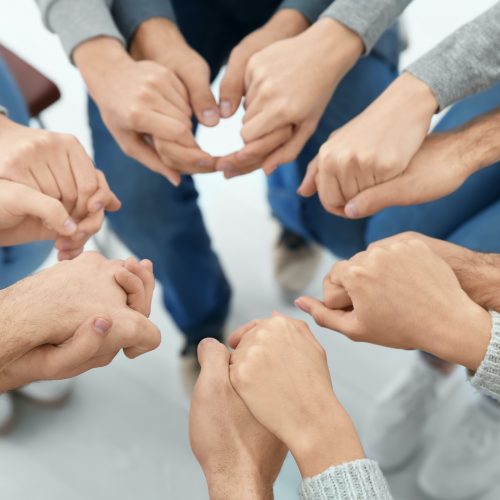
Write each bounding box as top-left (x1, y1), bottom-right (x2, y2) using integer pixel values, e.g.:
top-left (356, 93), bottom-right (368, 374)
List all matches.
top-left (0, 58), bottom-right (53, 289)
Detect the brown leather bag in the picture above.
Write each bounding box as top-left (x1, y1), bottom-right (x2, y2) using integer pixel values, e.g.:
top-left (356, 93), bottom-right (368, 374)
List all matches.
top-left (0, 43), bottom-right (61, 118)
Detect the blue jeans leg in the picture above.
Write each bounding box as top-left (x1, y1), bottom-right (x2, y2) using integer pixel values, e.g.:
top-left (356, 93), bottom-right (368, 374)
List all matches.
top-left (366, 83), bottom-right (500, 247)
top-left (0, 58), bottom-right (53, 288)
top-left (268, 53), bottom-right (399, 259)
top-left (88, 100), bottom-right (231, 345)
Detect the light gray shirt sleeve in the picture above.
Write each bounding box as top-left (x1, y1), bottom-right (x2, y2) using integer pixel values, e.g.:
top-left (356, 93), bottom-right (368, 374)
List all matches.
top-left (470, 311), bottom-right (500, 402)
top-left (320, 0), bottom-right (413, 54)
top-left (35, 0), bottom-right (124, 59)
top-left (299, 458), bottom-right (394, 500)
top-left (406, 2), bottom-right (500, 109)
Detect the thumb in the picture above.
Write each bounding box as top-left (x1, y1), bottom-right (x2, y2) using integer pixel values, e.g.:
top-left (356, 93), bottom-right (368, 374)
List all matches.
top-left (345, 179), bottom-right (409, 219)
top-left (197, 338), bottom-right (231, 376)
top-left (219, 48), bottom-right (246, 118)
top-left (41, 317), bottom-right (111, 380)
top-left (9, 184), bottom-right (77, 236)
top-left (179, 58), bottom-right (219, 127)
top-left (295, 296), bottom-right (353, 333)
top-left (298, 157), bottom-right (319, 197)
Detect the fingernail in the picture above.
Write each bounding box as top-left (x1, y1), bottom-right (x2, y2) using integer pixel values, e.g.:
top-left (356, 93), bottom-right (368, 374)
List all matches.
top-left (345, 201), bottom-right (358, 219)
top-left (201, 109), bottom-right (219, 126)
top-left (63, 218), bottom-right (77, 234)
top-left (220, 100), bottom-right (232, 118)
top-left (199, 337), bottom-right (220, 345)
top-left (94, 318), bottom-right (111, 335)
top-left (294, 298), bottom-right (310, 313)
top-left (91, 202), bottom-right (104, 212)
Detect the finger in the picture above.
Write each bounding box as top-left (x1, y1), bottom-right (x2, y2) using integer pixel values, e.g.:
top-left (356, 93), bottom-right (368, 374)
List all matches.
top-left (153, 73), bottom-right (192, 118)
top-left (120, 132), bottom-right (181, 186)
top-left (114, 266), bottom-right (148, 315)
top-left (294, 296), bottom-right (354, 332)
top-left (67, 144), bottom-right (100, 220)
top-left (227, 320), bottom-right (258, 349)
top-left (317, 172), bottom-right (347, 215)
top-left (29, 165), bottom-right (61, 200)
top-left (57, 247), bottom-right (84, 261)
top-left (236, 126), bottom-right (293, 166)
top-left (6, 184), bottom-right (77, 236)
top-left (345, 178), bottom-right (412, 219)
top-left (298, 156), bottom-right (319, 197)
top-left (151, 96), bottom-right (193, 128)
top-left (121, 312), bottom-right (162, 359)
top-left (133, 111), bottom-right (195, 147)
top-left (178, 59), bottom-right (220, 127)
top-left (219, 48), bottom-right (247, 118)
top-left (155, 140), bottom-right (216, 174)
top-left (261, 124), bottom-right (314, 174)
top-left (241, 108), bottom-right (288, 143)
top-left (87, 170), bottom-right (121, 213)
top-left (323, 281), bottom-right (352, 309)
top-left (48, 154), bottom-right (78, 214)
top-left (40, 317), bottom-right (112, 380)
top-left (124, 257), bottom-right (155, 316)
top-left (197, 338), bottom-right (231, 378)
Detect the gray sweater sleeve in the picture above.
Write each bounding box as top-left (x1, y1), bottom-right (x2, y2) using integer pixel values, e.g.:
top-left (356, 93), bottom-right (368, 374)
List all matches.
top-left (35, 0), bottom-right (124, 59)
top-left (470, 311), bottom-right (500, 402)
top-left (299, 459), bottom-right (393, 500)
top-left (407, 2), bottom-right (500, 109)
top-left (320, 0), bottom-right (413, 54)
top-left (278, 0), bottom-right (333, 24)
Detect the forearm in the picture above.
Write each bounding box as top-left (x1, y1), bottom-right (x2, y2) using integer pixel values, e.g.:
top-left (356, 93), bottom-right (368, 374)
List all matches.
top-left (206, 476), bottom-right (274, 500)
top-left (407, 3), bottom-right (500, 110)
top-left (34, 0), bottom-right (124, 60)
top-left (320, 0), bottom-right (413, 54)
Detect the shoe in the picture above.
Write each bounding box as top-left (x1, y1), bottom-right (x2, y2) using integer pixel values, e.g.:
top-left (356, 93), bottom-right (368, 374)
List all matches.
top-left (16, 379), bottom-right (73, 405)
top-left (363, 355), bottom-right (452, 470)
top-left (418, 396), bottom-right (500, 500)
top-left (180, 342), bottom-right (201, 397)
top-left (0, 393), bottom-right (14, 434)
top-left (273, 228), bottom-right (321, 302)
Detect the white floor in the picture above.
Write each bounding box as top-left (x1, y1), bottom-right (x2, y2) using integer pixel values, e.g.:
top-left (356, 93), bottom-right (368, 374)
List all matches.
top-left (0, 1), bottom-right (499, 499)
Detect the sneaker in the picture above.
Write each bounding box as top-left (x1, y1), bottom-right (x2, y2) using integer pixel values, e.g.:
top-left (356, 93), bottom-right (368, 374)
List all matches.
top-left (273, 228), bottom-right (321, 302)
top-left (16, 379), bottom-right (73, 405)
top-left (364, 355), bottom-right (453, 470)
top-left (418, 396), bottom-right (500, 499)
top-left (0, 393), bottom-right (14, 434)
top-left (180, 342), bottom-right (201, 397)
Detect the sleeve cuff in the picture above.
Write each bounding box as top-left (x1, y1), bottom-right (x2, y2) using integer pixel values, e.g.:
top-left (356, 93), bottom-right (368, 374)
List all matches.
top-left (299, 459), bottom-right (393, 500)
top-left (278, 0), bottom-right (332, 24)
top-left (111, 0), bottom-right (177, 47)
top-left (44, 0), bottom-right (125, 60)
top-left (470, 311), bottom-right (500, 402)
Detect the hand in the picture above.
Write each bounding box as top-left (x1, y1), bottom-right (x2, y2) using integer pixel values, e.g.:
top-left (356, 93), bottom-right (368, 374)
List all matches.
top-left (0, 254), bottom-right (160, 390)
top-left (369, 232), bottom-right (500, 312)
top-left (213, 9), bottom-right (308, 178)
top-left (190, 338), bottom-right (287, 500)
top-left (240, 18), bottom-right (363, 174)
top-left (228, 314), bottom-right (364, 477)
top-left (299, 72), bottom-right (439, 215)
top-left (74, 37), bottom-right (209, 182)
top-left (296, 240), bottom-right (492, 372)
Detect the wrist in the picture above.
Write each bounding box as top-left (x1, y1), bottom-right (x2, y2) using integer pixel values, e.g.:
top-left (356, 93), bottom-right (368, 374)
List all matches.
top-left (288, 400), bottom-right (365, 478)
top-left (206, 469), bottom-right (274, 500)
top-left (265, 9), bottom-right (310, 39)
top-left (130, 17), bottom-right (185, 61)
top-left (74, 37), bottom-right (131, 92)
top-left (306, 18), bottom-right (363, 74)
top-left (396, 72), bottom-right (439, 119)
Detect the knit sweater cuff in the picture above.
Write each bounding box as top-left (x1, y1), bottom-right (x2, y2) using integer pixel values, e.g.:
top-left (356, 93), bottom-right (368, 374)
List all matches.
top-left (470, 311), bottom-right (500, 402)
top-left (299, 459), bottom-right (393, 500)
top-left (42, 0), bottom-right (125, 61)
top-left (320, 0), bottom-right (412, 55)
top-left (278, 0), bottom-right (332, 24)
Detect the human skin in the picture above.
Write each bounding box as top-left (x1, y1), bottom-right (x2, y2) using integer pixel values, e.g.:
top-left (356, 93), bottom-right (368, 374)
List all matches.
top-left (296, 239), bottom-right (492, 372)
top-left (0, 251), bottom-right (160, 379)
top-left (228, 314), bottom-right (365, 478)
top-left (240, 18), bottom-right (364, 175)
top-left (299, 72), bottom-right (438, 215)
top-left (337, 108), bottom-right (500, 218)
top-left (190, 338), bottom-right (287, 500)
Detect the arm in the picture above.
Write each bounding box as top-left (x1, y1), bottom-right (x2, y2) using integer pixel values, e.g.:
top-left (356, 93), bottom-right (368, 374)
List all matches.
top-left (321, 0), bottom-right (413, 54)
top-left (35, 0), bottom-right (124, 59)
top-left (407, 2), bottom-right (500, 110)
